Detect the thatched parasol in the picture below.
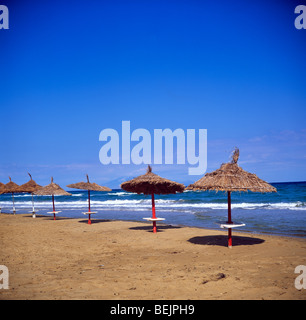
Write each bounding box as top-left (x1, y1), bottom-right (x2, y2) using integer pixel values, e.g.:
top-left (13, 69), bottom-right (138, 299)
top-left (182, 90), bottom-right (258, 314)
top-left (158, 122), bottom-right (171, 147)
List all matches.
top-left (121, 165), bottom-right (185, 233)
top-left (34, 177), bottom-right (71, 220)
top-left (67, 174), bottom-right (111, 224)
top-left (187, 148), bottom-right (277, 248)
top-left (0, 177), bottom-right (20, 213)
top-left (17, 173), bottom-right (42, 218)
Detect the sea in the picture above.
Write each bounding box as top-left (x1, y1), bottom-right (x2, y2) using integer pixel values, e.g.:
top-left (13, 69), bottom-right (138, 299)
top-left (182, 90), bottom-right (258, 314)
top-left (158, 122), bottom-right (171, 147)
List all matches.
top-left (1, 182), bottom-right (306, 238)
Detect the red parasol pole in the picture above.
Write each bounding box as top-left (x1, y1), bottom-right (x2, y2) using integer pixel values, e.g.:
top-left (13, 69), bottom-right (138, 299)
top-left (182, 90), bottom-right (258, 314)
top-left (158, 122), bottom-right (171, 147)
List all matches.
top-left (151, 193), bottom-right (157, 233)
top-left (52, 194), bottom-right (56, 220)
top-left (227, 191), bottom-right (232, 248)
top-left (88, 190), bottom-right (91, 224)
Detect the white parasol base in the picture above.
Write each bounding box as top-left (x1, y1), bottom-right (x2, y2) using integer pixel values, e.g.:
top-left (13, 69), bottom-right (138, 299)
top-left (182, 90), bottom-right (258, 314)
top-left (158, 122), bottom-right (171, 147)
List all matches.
top-left (143, 217), bottom-right (165, 221)
top-left (218, 221), bottom-right (245, 229)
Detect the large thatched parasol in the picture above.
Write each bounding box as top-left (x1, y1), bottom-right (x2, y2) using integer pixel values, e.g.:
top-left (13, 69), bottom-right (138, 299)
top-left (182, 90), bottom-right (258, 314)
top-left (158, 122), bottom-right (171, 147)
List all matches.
top-left (67, 174), bottom-right (111, 224)
top-left (0, 177), bottom-right (20, 213)
top-left (121, 165), bottom-right (185, 233)
top-left (34, 177), bottom-right (71, 220)
top-left (17, 173), bottom-right (42, 218)
top-left (187, 148), bottom-right (277, 248)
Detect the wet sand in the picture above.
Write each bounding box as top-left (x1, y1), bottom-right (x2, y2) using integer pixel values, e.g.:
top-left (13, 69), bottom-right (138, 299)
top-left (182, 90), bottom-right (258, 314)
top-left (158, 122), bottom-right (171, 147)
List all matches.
top-left (0, 213), bottom-right (305, 300)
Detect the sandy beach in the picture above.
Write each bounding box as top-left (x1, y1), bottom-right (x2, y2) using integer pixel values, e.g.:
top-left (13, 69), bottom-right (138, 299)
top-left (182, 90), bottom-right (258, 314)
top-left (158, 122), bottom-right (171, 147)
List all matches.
top-left (0, 213), bottom-right (305, 300)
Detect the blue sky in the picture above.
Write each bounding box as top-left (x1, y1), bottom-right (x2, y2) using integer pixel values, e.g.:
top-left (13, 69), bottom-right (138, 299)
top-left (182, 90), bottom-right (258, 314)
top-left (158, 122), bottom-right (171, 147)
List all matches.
top-left (0, 0), bottom-right (305, 188)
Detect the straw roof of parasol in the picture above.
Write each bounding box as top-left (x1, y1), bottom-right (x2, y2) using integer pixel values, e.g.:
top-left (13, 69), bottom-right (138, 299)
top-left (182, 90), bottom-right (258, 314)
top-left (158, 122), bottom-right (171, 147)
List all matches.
top-left (67, 174), bottom-right (111, 191)
top-left (0, 177), bottom-right (20, 194)
top-left (121, 165), bottom-right (185, 195)
top-left (17, 173), bottom-right (42, 194)
top-left (0, 182), bottom-right (5, 191)
top-left (186, 148), bottom-right (276, 193)
top-left (34, 177), bottom-right (72, 196)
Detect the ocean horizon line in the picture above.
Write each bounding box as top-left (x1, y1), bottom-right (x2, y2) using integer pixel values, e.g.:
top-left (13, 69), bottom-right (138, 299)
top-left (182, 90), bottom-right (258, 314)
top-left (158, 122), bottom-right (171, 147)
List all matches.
top-left (65, 180), bottom-right (306, 192)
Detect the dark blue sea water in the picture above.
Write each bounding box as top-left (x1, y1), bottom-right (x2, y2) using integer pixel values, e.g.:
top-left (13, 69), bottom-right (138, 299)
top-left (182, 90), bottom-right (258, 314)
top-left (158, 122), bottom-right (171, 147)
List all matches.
top-left (1, 182), bottom-right (306, 238)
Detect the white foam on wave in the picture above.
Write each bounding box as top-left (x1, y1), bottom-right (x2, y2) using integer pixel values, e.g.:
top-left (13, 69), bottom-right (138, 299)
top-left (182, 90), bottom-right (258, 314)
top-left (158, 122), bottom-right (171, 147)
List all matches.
top-left (14, 194), bottom-right (33, 198)
top-left (1, 198), bottom-right (305, 211)
top-left (107, 191), bottom-right (134, 196)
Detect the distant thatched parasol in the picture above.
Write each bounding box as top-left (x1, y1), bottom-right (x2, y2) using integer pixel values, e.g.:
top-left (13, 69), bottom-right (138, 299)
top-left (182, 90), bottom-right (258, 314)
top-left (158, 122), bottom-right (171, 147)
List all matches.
top-left (121, 166), bottom-right (185, 233)
top-left (0, 177), bottom-right (20, 213)
top-left (17, 173), bottom-right (42, 218)
top-left (34, 177), bottom-right (71, 220)
top-left (187, 148), bottom-right (277, 248)
top-left (67, 174), bottom-right (111, 224)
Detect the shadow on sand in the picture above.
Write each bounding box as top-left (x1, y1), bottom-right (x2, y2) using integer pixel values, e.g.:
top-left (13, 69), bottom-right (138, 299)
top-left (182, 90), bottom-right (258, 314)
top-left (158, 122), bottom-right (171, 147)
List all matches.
top-left (22, 214), bottom-right (73, 221)
top-left (78, 219), bottom-right (112, 224)
top-left (188, 235), bottom-right (265, 247)
top-left (129, 224), bottom-right (182, 233)
top-left (42, 216), bottom-right (74, 221)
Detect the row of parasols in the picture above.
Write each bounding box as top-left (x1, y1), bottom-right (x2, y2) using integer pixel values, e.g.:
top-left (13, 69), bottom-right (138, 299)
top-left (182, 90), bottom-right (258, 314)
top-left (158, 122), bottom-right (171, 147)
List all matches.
top-left (0, 149), bottom-right (276, 248)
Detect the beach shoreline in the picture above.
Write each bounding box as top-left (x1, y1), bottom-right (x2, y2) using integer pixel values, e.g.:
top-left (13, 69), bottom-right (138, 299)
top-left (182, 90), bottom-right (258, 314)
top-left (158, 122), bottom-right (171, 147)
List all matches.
top-left (0, 213), bottom-right (306, 300)
top-left (1, 210), bottom-right (305, 240)
top-left (2, 182), bottom-right (305, 239)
